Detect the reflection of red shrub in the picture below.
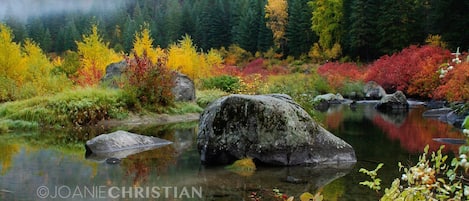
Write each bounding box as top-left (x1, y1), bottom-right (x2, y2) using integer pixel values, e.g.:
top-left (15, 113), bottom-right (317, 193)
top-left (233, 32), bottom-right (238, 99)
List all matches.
top-left (325, 111), bottom-right (344, 130)
top-left (434, 62), bottom-right (469, 101)
top-left (318, 62), bottom-right (364, 90)
top-left (372, 109), bottom-right (462, 153)
top-left (365, 45), bottom-right (450, 94)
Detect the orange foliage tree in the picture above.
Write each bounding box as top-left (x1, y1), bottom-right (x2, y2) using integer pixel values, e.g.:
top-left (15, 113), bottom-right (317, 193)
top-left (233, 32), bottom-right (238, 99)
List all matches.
top-left (75, 24), bottom-right (121, 86)
top-left (265, 0), bottom-right (288, 48)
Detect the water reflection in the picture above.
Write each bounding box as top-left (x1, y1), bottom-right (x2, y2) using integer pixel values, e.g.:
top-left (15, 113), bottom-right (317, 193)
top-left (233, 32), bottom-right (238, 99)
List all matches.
top-left (1, 104), bottom-right (462, 200)
top-left (0, 125), bottom-right (354, 201)
top-left (323, 103), bottom-right (463, 153)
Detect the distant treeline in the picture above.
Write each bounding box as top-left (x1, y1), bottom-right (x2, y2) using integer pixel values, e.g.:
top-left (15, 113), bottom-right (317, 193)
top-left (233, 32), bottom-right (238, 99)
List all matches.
top-left (2, 0), bottom-right (467, 61)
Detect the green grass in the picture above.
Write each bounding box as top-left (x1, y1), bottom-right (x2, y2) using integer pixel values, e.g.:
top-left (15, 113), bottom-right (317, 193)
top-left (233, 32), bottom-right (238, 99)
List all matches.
top-left (196, 89), bottom-right (228, 107)
top-left (0, 87), bottom-right (130, 128)
top-left (162, 102), bottom-right (204, 114)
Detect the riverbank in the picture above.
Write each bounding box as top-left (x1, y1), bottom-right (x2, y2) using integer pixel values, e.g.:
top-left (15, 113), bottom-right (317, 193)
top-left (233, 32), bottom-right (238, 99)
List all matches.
top-left (0, 87), bottom-right (227, 133)
top-left (97, 112), bottom-right (200, 128)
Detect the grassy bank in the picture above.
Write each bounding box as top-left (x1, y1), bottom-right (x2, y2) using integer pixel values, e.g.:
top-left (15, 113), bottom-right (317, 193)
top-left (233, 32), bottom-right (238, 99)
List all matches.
top-left (0, 87), bottom-right (210, 132)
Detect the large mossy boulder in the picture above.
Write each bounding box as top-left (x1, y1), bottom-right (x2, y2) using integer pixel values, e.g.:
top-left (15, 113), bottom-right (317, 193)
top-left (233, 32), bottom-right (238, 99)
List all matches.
top-left (197, 94), bottom-right (356, 166)
top-left (376, 91), bottom-right (409, 112)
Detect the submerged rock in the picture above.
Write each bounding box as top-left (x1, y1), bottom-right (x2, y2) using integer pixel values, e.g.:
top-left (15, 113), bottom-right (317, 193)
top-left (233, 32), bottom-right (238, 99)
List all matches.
top-left (197, 94), bottom-right (356, 166)
top-left (85, 130), bottom-right (173, 161)
top-left (376, 91), bottom-right (409, 112)
top-left (422, 107), bottom-right (453, 118)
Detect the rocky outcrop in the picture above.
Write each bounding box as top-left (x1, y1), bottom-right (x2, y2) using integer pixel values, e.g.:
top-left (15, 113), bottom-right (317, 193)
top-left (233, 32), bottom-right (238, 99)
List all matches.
top-left (85, 130), bottom-right (172, 161)
top-left (172, 72), bottom-right (196, 102)
top-left (422, 108), bottom-right (453, 118)
top-left (376, 91), bottom-right (409, 112)
top-left (101, 60), bottom-right (127, 87)
top-left (313, 93), bottom-right (345, 104)
top-left (102, 61), bottom-right (196, 102)
top-left (197, 94), bottom-right (356, 166)
top-left (364, 81), bottom-right (386, 100)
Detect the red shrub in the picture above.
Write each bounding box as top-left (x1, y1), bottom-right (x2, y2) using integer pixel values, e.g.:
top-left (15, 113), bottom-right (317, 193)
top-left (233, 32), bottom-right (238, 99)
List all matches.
top-left (318, 62), bottom-right (364, 90)
top-left (434, 62), bottom-right (469, 101)
top-left (124, 52), bottom-right (175, 108)
top-left (365, 45), bottom-right (450, 94)
top-left (74, 64), bottom-right (103, 86)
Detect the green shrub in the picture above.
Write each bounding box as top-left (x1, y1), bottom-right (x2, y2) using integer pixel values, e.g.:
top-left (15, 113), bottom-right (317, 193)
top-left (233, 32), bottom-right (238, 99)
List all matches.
top-left (338, 81), bottom-right (365, 99)
top-left (196, 89), bottom-right (228, 107)
top-left (0, 87), bottom-right (129, 127)
top-left (0, 121), bottom-right (8, 133)
top-left (162, 102), bottom-right (203, 114)
top-left (201, 75), bottom-right (241, 93)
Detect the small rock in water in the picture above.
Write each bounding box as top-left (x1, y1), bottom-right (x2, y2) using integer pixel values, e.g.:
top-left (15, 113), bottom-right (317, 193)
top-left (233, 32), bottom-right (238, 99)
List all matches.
top-left (106, 158), bottom-right (121, 164)
top-left (433, 138), bottom-right (466, 145)
top-left (284, 176), bottom-right (307, 184)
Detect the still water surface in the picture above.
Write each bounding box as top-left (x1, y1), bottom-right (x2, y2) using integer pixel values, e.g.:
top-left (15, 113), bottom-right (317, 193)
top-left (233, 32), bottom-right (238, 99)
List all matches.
top-left (0, 103), bottom-right (464, 200)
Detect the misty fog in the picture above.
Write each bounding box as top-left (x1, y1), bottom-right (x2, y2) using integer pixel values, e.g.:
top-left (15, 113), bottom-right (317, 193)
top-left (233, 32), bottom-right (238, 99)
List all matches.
top-left (0, 0), bottom-right (128, 21)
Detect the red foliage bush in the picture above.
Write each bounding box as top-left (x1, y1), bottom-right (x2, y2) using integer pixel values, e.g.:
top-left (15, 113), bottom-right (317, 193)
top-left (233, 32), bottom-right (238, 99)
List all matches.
top-left (317, 62), bottom-right (364, 90)
top-left (74, 65), bottom-right (103, 86)
top-left (434, 62), bottom-right (469, 101)
top-left (365, 45), bottom-right (450, 95)
top-left (124, 53), bottom-right (175, 108)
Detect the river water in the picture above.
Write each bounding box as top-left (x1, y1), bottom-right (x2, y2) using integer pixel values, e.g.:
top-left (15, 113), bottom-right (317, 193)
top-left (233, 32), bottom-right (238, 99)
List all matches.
top-left (0, 103), bottom-right (464, 200)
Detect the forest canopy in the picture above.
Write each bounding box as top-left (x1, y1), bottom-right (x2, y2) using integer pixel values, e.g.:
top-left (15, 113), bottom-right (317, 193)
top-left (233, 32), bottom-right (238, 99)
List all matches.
top-left (1, 0), bottom-right (467, 61)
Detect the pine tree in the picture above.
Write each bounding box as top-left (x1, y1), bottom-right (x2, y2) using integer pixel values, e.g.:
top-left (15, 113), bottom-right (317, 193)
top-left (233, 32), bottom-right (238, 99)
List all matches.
top-left (376, 0), bottom-right (421, 55)
top-left (233, 0), bottom-right (264, 53)
top-left (286, 0), bottom-right (316, 58)
top-left (165, 0), bottom-right (184, 45)
top-left (347, 0), bottom-right (379, 60)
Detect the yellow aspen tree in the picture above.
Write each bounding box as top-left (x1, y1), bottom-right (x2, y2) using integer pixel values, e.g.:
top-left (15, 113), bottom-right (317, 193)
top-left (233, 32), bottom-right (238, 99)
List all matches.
top-left (0, 23), bottom-right (25, 84)
top-left (167, 34), bottom-right (200, 80)
top-left (76, 24), bottom-right (121, 86)
top-left (265, 0), bottom-right (288, 48)
top-left (132, 25), bottom-right (165, 64)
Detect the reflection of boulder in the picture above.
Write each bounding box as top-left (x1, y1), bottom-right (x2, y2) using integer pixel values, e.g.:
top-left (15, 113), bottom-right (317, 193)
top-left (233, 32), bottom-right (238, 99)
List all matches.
top-left (197, 94), bottom-right (356, 166)
top-left (376, 91), bottom-right (409, 112)
top-left (85, 130), bottom-right (172, 161)
top-left (173, 128), bottom-right (195, 153)
top-left (363, 81), bottom-right (386, 100)
top-left (196, 163), bottom-right (354, 200)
